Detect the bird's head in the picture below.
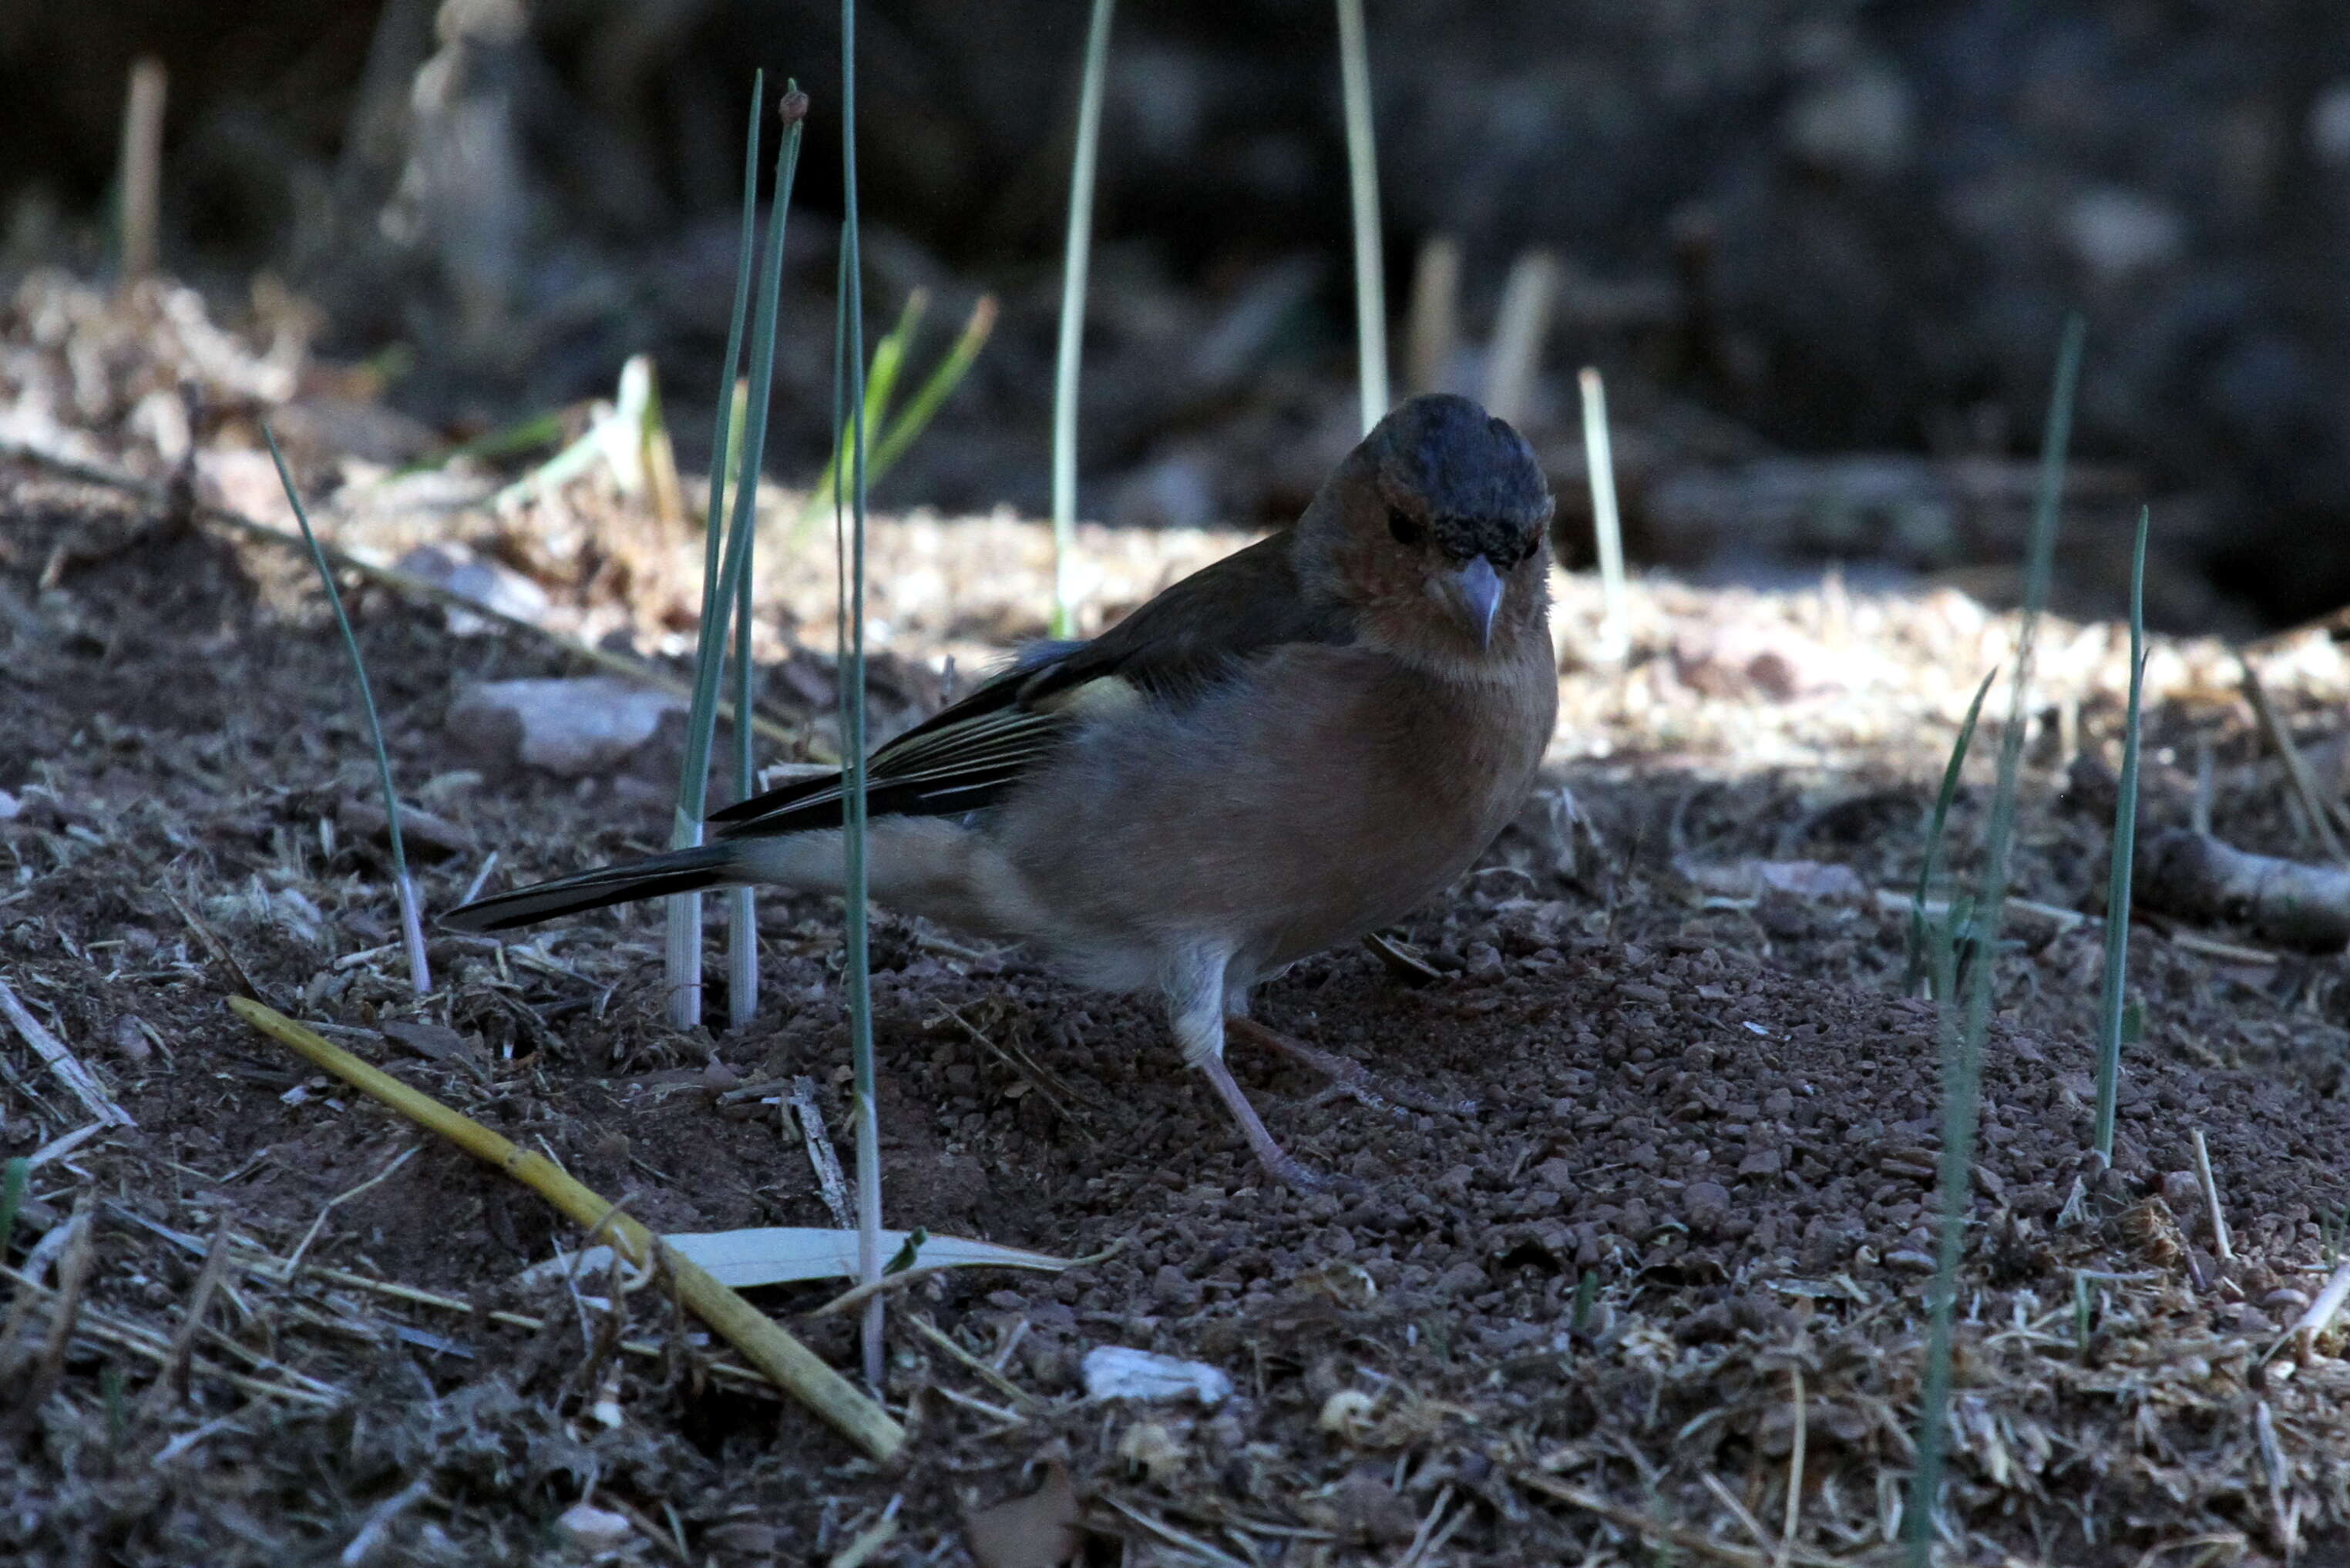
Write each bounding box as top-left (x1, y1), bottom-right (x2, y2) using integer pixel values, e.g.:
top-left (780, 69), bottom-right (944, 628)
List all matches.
top-left (1299, 394), bottom-right (1555, 669)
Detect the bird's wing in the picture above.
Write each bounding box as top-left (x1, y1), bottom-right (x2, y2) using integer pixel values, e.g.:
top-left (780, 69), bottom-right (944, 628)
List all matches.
top-left (708, 531), bottom-right (1353, 838)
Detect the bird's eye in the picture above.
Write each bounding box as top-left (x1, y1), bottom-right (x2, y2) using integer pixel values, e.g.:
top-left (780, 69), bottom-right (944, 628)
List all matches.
top-left (1387, 509), bottom-right (1424, 547)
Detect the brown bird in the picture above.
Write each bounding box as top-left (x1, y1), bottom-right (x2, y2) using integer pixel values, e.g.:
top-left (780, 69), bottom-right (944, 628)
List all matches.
top-left (446, 393), bottom-right (1558, 1187)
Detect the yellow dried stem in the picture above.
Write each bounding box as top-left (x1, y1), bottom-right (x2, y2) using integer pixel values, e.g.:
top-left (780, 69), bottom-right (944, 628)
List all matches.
top-left (227, 996), bottom-right (903, 1460)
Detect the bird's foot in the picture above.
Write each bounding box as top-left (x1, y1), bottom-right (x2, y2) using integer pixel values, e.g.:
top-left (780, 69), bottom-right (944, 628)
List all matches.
top-left (1193, 1049), bottom-right (1363, 1194)
top-left (1225, 1016), bottom-right (1478, 1118)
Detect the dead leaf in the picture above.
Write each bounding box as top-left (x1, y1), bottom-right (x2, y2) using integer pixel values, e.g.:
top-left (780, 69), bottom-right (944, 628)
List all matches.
top-left (966, 1462), bottom-right (1080, 1568)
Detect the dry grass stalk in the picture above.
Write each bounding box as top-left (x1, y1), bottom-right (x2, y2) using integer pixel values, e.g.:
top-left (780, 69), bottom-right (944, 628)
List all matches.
top-left (1098, 1493), bottom-right (1252, 1568)
top-left (339, 1475), bottom-right (433, 1567)
top-left (825, 1499), bottom-right (903, 1568)
top-left (141, 1218), bottom-right (234, 1416)
top-left (2240, 658), bottom-right (2348, 861)
top-left (257, 1258), bottom-right (782, 1395)
top-left (1335, 0), bottom-right (1389, 431)
top-left (2191, 1128), bottom-right (2234, 1261)
top-left (4, 1259), bottom-right (338, 1409)
top-left (933, 1002), bottom-right (1096, 1133)
top-left (1483, 249), bottom-right (1559, 428)
top-left (1509, 1472), bottom-right (1851, 1568)
top-left (1578, 367), bottom-right (1629, 662)
top-left (10, 1194), bottom-right (96, 1425)
top-left (906, 1313), bottom-right (1037, 1409)
top-left (1776, 1364), bottom-right (1807, 1568)
top-left (1699, 1471), bottom-right (1776, 1556)
top-left (2289, 1257), bottom-right (2350, 1358)
top-left (116, 58), bottom-right (166, 280)
top-left (1404, 235), bottom-right (1461, 396)
top-left (2255, 1399), bottom-right (2299, 1554)
top-left (286, 1147), bottom-right (424, 1281)
top-left (23, 1120), bottom-right (111, 1171)
top-left (806, 1237), bottom-right (1121, 1322)
top-left (0, 975), bottom-right (133, 1127)
top-left (227, 996), bottom-right (903, 1459)
top-left (788, 1076), bottom-right (856, 1230)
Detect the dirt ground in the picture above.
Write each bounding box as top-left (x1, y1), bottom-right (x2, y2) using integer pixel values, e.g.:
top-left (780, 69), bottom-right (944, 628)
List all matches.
top-left (12, 311), bottom-right (2350, 1562)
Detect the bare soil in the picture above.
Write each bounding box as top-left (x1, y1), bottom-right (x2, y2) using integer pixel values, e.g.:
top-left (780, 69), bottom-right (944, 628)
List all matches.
top-left (9, 437), bottom-right (2350, 1562)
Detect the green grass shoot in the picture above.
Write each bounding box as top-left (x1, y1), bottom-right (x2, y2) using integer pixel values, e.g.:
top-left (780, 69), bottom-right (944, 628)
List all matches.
top-left (392, 408), bottom-right (563, 480)
top-left (667, 75), bottom-right (805, 1031)
top-left (263, 426), bottom-right (429, 996)
top-left (1908, 667), bottom-right (1999, 998)
top-left (2093, 508), bottom-right (2150, 1160)
top-left (837, 0), bottom-right (886, 1389)
top-left (1051, 0), bottom-right (1117, 637)
top-left (0, 1156), bottom-right (27, 1258)
top-left (667, 73), bottom-right (765, 1030)
top-left (1907, 311), bottom-right (2086, 1565)
top-left (871, 294), bottom-right (996, 477)
top-left (801, 289), bottom-right (925, 520)
top-left (1336, 0), bottom-right (1388, 432)
top-left (792, 287), bottom-right (993, 536)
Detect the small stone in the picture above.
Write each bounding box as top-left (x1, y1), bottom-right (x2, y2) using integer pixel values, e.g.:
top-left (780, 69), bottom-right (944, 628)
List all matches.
top-left (110, 1015), bottom-right (153, 1063)
top-left (447, 677), bottom-right (686, 777)
top-left (395, 542), bottom-right (551, 632)
top-left (1433, 1261), bottom-right (1490, 1298)
top-left (1686, 1180), bottom-right (1732, 1213)
top-left (1885, 1249), bottom-right (1938, 1274)
top-left (556, 1503), bottom-right (633, 1549)
top-left (1317, 1388), bottom-right (1377, 1441)
top-left (1151, 1264), bottom-right (1202, 1309)
top-left (1083, 1346), bottom-right (1229, 1405)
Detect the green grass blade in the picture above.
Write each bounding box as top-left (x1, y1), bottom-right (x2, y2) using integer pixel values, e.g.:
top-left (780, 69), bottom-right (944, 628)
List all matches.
top-left (264, 427), bottom-right (429, 996)
top-left (1, 1156), bottom-right (28, 1259)
top-left (667, 72), bottom-right (769, 1029)
top-left (1909, 667), bottom-right (1999, 994)
top-left (1336, 0), bottom-right (1388, 431)
top-left (727, 396), bottom-right (760, 1031)
top-left (1051, 0), bottom-right (1117, 637)
top-left (1908, 311), bottom-right (2086, 1563)
top-left (869, 294), bottom-right (996, 478)
top-left (2093, 508), bottom-right (2150, 1160)
top-left (839, 0), bottom-right (884, 1390)
top-left (724, 91), bottom-right (811, 1032)
top-left (792, 291), bottom-right (996, 547)
top-left (392, 409), bottom-right (564, 479)
top-left (803, 289), bottom-right (926, 518)
top-left (667, 79), bottom-right (805, 1030)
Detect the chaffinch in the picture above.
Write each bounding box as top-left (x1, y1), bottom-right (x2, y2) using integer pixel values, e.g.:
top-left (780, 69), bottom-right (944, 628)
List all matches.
top-left (448, 392), bottom-right (1559, 1187)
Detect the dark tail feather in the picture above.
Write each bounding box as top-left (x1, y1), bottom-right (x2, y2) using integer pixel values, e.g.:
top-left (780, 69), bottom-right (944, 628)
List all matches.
top-left (440, 844), bottom-right (738, 933)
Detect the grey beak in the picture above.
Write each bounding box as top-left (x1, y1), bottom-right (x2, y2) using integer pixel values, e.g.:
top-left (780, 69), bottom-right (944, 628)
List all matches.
top-left (1456, 555), bottom-right (1504, 649)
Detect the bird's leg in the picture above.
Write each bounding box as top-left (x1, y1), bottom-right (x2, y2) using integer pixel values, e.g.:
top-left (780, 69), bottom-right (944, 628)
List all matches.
top-left (1225, 1015), bottom-right (1480, 1117)
top-left (1165, 947), bottom-right (1345, 1192)
top-left (1192, 1052), bottom-right (1345, 1193)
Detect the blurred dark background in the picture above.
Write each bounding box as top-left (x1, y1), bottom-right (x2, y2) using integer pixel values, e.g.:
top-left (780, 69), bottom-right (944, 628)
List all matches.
top-left (4, 0), bottom-right (2346, 631)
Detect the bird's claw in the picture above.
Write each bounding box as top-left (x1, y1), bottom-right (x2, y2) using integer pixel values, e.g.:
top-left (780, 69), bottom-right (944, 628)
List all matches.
top-left (1229, 1016), bottom-right (1478, 1117)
